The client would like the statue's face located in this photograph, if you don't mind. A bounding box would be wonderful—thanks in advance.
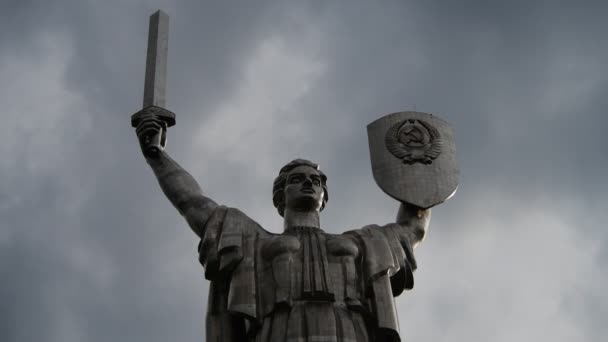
[284,165,324,212]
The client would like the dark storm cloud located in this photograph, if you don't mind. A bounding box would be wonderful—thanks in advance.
[2,1,606,341]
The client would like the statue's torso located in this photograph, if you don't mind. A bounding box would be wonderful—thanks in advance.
[201,206,413,342]
[261,227,360,304]
[255,226,371,341]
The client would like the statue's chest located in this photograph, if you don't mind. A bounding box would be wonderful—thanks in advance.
[259,229,360,306]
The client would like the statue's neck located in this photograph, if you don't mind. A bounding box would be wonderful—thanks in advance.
[283,208,320,230]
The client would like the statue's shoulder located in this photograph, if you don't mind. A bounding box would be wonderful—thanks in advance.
[342,223,416,294]
[207,205,272,237]
[199,205,271,280]
[342,223,380,236]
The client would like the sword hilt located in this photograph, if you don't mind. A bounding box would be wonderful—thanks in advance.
[131,105,176,127]
[132,105,176,157]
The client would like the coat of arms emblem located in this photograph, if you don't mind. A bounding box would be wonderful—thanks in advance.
[385,118,443,165]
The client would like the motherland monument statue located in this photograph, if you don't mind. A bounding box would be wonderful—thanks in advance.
[132,10,458,342]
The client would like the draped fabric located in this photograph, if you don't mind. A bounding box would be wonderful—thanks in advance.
[198,206,417,342]
[255,302,370,342]
[287,226,334,301]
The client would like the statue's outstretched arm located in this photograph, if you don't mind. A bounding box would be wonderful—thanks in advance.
[396,202,431,249]
[145,151,218,238]
[136,116,218,238]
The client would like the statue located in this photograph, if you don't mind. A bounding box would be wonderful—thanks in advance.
[132,11,458,342]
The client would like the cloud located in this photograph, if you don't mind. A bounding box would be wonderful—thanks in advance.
[398,189,605,341]
[193,32,325,179]
[0,30,92,238]
[0,29,111,342]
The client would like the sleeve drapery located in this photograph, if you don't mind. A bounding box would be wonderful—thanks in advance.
[198,206,266,340]
[345,223,418,340]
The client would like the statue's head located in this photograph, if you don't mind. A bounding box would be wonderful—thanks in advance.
[272,159,328,217]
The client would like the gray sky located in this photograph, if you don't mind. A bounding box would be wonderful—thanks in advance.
[1,0,607,341]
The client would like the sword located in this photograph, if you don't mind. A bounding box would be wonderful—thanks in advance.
[131,10,176,157]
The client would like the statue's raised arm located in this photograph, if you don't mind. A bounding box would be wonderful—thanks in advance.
[396,202,430,248]
[341,201,430,340]
[130,10,219,239]
[135,114,218,238]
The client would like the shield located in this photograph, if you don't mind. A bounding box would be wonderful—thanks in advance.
[367,111,458,208]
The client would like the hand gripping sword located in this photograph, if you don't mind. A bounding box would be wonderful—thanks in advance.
[131,10,176,157]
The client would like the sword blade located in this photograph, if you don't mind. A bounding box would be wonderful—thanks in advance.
[143,10,169,108]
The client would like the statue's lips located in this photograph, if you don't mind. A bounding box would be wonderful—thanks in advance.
[300,188,315,194]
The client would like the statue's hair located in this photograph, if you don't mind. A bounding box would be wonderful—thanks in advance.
[272,159,328,217]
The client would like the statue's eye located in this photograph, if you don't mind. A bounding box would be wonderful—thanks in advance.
[312,179,321,186]
[289,176,302,184]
